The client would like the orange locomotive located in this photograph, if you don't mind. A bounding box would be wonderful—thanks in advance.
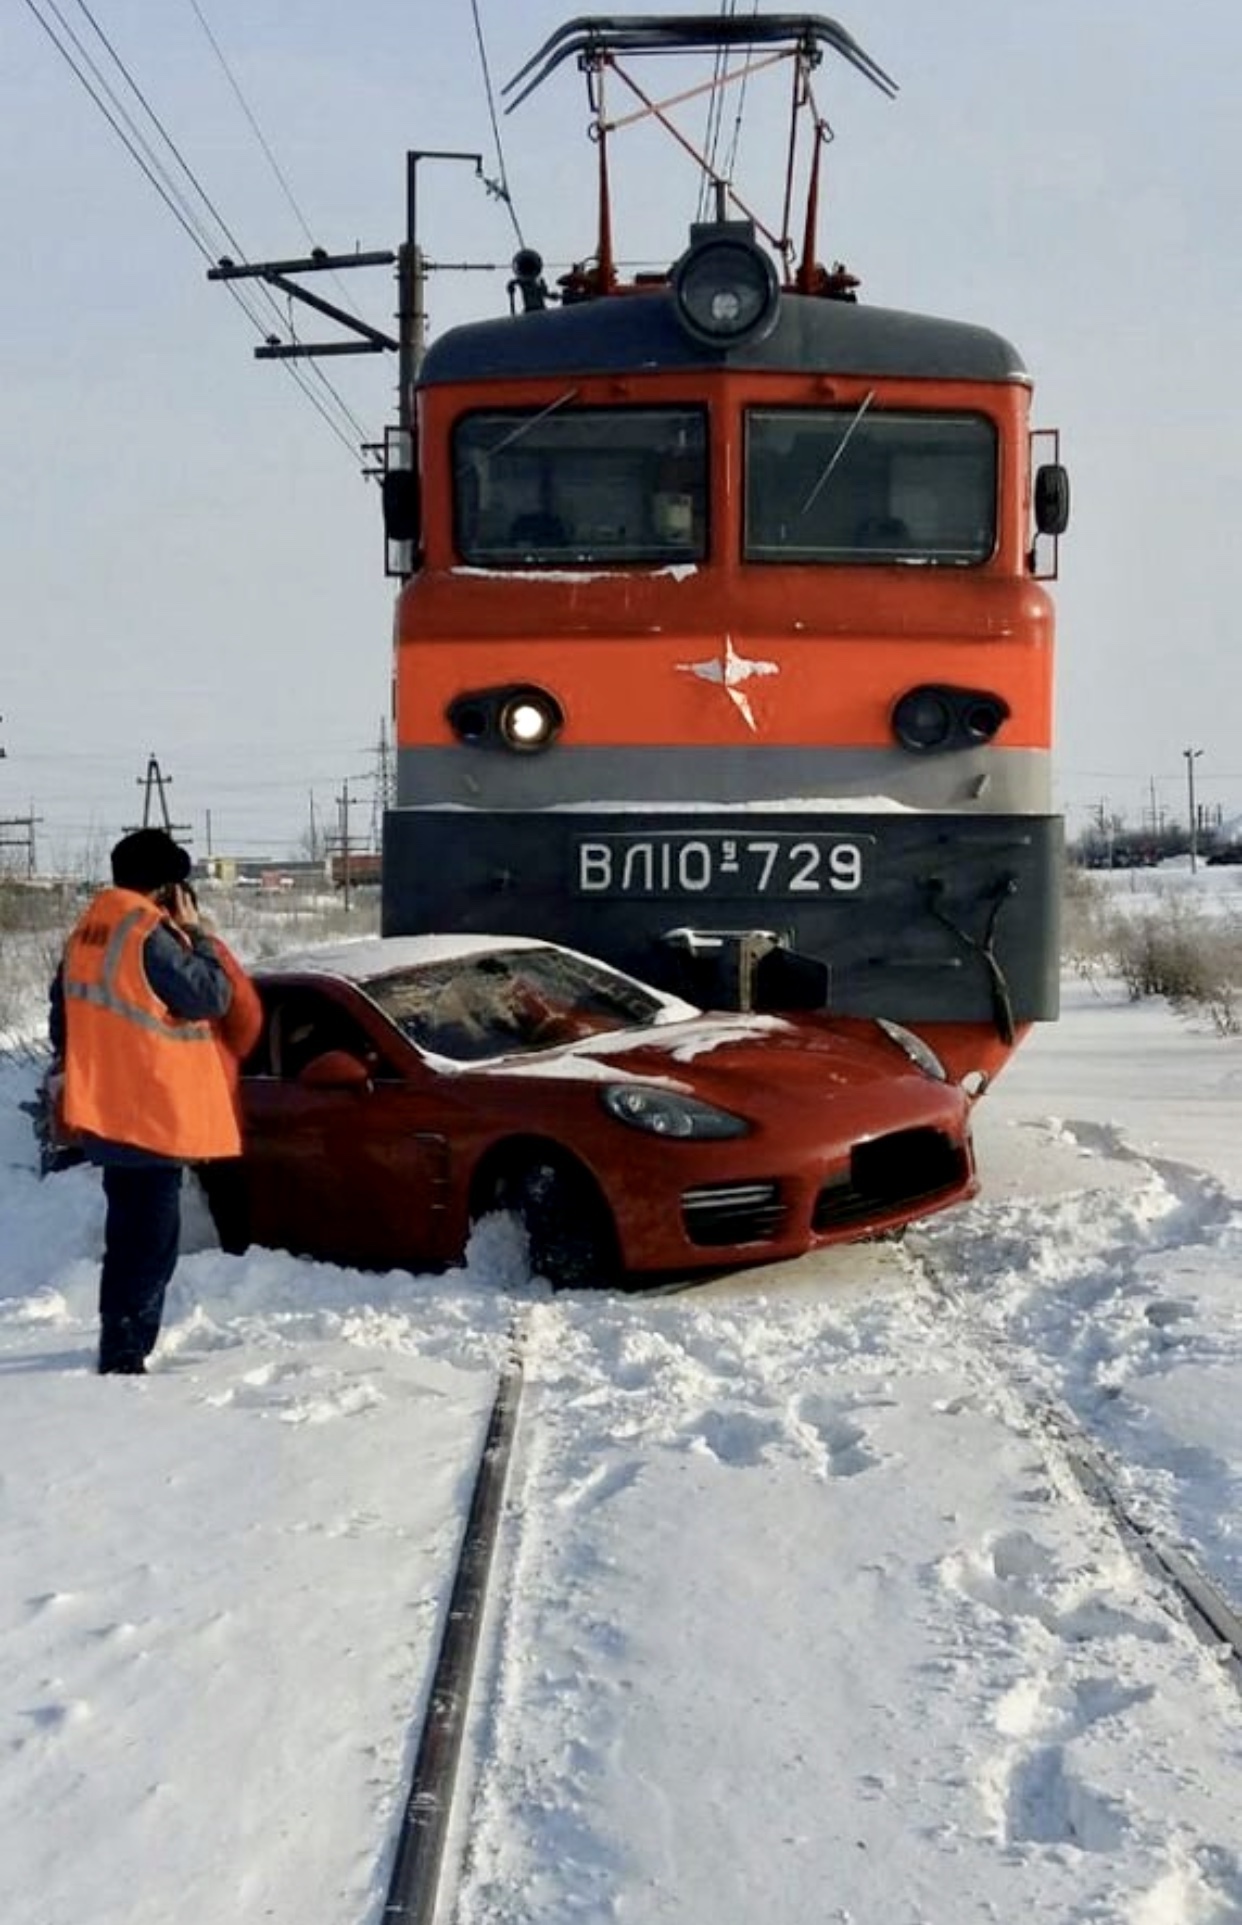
[381,15,1070,1091]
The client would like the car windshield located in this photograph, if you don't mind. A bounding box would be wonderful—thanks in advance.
[744,407,997,565]
[454,407,707,566]
[362,948,670,1063]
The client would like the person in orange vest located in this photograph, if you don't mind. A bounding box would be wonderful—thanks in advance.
[49,828,260,1376]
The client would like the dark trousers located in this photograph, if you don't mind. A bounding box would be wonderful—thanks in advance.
[99,1164,183,1366]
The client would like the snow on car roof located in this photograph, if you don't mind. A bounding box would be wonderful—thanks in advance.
[256,933,548,980]
[255,933,701,1023]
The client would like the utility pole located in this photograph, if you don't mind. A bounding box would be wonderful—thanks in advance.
[335,779,364,913]
[1183,747,1203,873]
[0,806,40,878]
[369,717,394,851]
[399,149,484,413]
[129,755,192,843]
[206,149,491,431]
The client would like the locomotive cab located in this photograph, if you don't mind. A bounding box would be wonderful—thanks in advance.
[381,15,1069,1089]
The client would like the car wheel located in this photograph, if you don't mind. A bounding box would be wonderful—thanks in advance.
[493,1156,618,1292]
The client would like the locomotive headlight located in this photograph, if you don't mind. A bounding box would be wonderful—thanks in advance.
[499,689,561,751]
[708,287,744,325]
[672,230,780,349]
[447,684,564,753]
[892,686,954,752]
[892,684,1010,754]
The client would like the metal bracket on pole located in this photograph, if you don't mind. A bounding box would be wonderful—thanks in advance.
[208,251,398,359]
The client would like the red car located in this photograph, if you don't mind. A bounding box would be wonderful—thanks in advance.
[215,936,977,1288]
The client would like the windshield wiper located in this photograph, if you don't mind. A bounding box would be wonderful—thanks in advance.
[798,388,876,519]
[479,388,581,463]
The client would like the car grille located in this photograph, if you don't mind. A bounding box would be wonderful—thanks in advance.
[813,1128,969,1232]
[681,1180,786,1248]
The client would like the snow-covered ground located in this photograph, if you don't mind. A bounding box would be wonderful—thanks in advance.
[3,951,1242,1923]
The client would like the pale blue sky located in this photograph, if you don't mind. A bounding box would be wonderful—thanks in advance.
[2,0,1240,864]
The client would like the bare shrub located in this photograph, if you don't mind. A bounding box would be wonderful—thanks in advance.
[0,883,380,1045]
[0,886,78,1039]
[1060,868,1115,978]
[202,889,380,959]
[1108,899,1242,1033]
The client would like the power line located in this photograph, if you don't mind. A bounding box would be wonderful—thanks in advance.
[183,0,371,336]
[22,0,221,258]
[21,0,370,459]
[184,0,318,254]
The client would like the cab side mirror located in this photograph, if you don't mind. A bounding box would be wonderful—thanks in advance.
[382,469,421,546]
[1034,463,1070,537]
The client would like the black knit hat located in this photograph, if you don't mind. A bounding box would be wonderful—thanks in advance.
[110,828,192,893]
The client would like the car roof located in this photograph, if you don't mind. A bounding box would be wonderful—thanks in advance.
[255,933,549,983]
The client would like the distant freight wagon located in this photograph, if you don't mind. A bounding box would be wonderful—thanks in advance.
[329,851,382,889]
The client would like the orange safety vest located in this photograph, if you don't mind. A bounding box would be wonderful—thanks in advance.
[61,887,242,1160]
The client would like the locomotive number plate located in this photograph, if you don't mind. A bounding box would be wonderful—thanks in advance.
[574,833,870,898]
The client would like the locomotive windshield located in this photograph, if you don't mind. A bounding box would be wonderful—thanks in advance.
[744,409,996,566]
[453,407,707,566]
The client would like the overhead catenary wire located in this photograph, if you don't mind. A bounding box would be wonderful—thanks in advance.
[719,0,761,195]
[469,0,525,247]
[20,0,370,461]
[695,0,736,223]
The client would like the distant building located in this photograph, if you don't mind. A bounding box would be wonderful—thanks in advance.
[198,856,331,890]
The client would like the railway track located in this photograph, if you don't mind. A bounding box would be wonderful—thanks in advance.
[914,1252,1242,1687]
[378,1230,1242,1924]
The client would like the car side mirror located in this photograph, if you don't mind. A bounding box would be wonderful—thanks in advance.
[297,1049,371,1091]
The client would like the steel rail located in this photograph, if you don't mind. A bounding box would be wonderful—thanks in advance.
[382,1322,527,1923]
[920,1259,1242,1694]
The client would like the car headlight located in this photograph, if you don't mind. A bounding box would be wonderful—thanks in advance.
[875,1019,948,1082]
[601,1084,750,1139]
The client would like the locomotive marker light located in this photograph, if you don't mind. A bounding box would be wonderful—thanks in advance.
[892,685,1010,755]
[672,225,781,350]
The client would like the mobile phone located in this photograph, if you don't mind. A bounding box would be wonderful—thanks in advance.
[157,881,196,915]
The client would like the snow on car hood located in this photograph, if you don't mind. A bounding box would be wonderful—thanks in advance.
[483,1014,791,1086]
[479,1015,922,1107]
